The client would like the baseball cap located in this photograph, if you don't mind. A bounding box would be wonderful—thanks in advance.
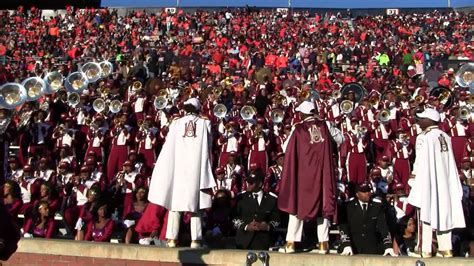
[415,107,440,122]
[295,101,315,115]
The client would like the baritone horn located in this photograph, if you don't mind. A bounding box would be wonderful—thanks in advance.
[240,105,256,120]
[459,106,471,121]
[109,99,123,114]
[270,108,284,124]
[21,77,46,102]
[67,92,81,107]
[154,96,168,110]
[213,103,227,119]
[0,83,27,109]
[340,100,354,114]
[455,62,474,89]
[377,108,391,124]
[43,71,63,94]
[332,90,342,99]
[213,87,223,97]
[414,94,425,104]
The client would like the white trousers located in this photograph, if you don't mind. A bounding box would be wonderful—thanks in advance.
[420,222,452,253]
[286,215,329,242]
[165,211,202,241]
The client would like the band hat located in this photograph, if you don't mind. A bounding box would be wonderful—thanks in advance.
[295,101,315,115]
[184,97,201,110]
[415,107,440,122]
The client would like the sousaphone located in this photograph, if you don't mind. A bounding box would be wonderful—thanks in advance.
[341,82,367,103]
[429,86,453,110]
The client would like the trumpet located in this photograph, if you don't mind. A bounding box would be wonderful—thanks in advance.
[459,106,471,121]
[467,94,474,105]
[377,109,391,124]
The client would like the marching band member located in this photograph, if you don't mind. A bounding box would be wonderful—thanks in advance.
[106,115,131,185]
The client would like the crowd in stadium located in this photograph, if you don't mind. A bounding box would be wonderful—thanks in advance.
[0,6,473,258]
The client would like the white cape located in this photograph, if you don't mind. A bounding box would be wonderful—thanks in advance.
[148,114,216,212]
[408,126,465,231]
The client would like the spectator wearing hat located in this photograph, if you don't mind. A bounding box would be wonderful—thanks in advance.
[233,169,280,250]
[339,182,396,256]
[384,129,413,190]
[407,107,465,257]
[246,118,270,173]
[6,156,23,182]
[264,152,284,196]
[278,101,339,254]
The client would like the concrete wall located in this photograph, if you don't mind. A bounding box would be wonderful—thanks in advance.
[2,239,473,266]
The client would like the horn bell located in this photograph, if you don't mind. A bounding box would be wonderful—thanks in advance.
[21,77,46,102]
[65,72,89,93]
[67,92,81,107]
[81,62,102,83]
[213,103,227,119]
[0,83,27,109]
[92,98,107,113]
[43,71,64,94]
[154,96,168,110]
[109,99,123,114]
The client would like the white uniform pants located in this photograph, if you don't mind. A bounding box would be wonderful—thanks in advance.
[165,211,202,241]
[286,215,329,242]
[420,222,452,253]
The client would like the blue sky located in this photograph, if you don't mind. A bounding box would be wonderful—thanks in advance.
[101,0,472,8]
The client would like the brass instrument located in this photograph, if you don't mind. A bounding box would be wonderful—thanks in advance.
[467,94,474,105]
[81,62,102,83]
[98,86,110,99]
[340,100,354,114]
[109,99,123,114]
[299,90,311,101]
[377,109,391,124]
[132,81,142,91]
[332,90,342,99]
[455,62,474,89]
[21,77,46,102]
[65,72,88,93]
[154,96,168,110]
[273,94,287,106]
[213,104,227,119]
[270,108,284,124]
[459,106,471,121]
[240,105,256,121]
[158,89,168,97]
[357,125,368,135]
[213,87,223,97]
[369,96,379,106]
[93,98,106,113]
[341,82,367,103]
[43,71,63,94]
[414,94,425,104]
[429,86,453,109]
[224,123,233,133]
[67,92,81,107]
[0,109,12,135]
[0,83,27,109]
[99,61,114,78]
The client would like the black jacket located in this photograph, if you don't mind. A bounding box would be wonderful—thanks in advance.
[339,199,392,255]
[233,191,280,250]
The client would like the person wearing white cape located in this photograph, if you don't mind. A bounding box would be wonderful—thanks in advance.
[148,97,216,248]
[407,107,465,258]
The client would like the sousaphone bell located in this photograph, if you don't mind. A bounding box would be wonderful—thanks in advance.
[0,83,27,109]
[81,62,102,83]
[99,61,114,78]
[93,98,107,113]
[65,72,89,94]
[429,86,453,110]
[154,96,168,110]
[21,77,46,102]
[270,108,285,124]
[455,62,474,91]
[43,71,64,94]
[240,105,256,121]
[109,99,123,114]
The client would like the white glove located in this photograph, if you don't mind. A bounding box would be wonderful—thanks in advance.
[383,248,398,257]
[341,246,353,256]
[23,233,33,238]
[75,218,84,230]
[123,219,136,228]
[138,237,152,245]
